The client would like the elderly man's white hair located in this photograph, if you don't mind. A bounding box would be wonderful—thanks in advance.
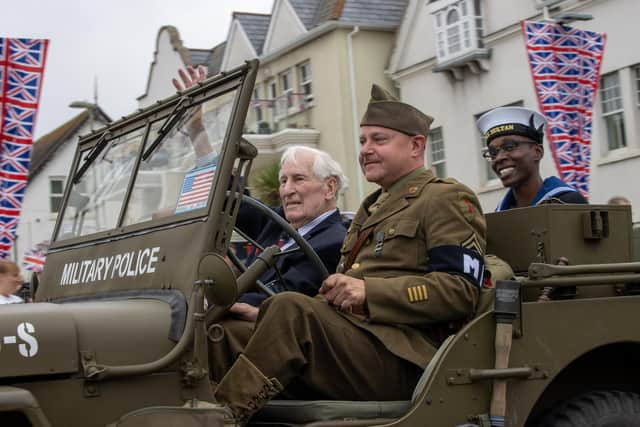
[279,146,349,201]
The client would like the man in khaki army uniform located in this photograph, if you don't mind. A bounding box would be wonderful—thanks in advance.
[209,84,487,423]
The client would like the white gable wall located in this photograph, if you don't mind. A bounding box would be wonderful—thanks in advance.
[221,20,258,71]
[138,29,188,108]
[392,0,436,72]
[482,0,537,34]
[263,0,306,54]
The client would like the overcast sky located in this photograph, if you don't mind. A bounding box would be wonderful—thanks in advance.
[0,0,272,139]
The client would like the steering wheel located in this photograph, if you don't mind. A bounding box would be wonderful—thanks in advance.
[227,195,329,297]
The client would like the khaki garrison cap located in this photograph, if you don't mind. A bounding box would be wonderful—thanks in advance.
[360,84,434,137]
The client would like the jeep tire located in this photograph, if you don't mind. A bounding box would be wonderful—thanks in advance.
[538,390,640,427]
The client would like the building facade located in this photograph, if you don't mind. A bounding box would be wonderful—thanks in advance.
[139,0,409,211]
[388,0,639,222]
[137,25,225,109]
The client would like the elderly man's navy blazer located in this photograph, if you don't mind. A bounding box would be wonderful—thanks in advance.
[235,205,347,306]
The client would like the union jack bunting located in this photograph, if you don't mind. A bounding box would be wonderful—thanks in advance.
[0,38,49,258]
[22,240,49,273]
[522,21,606,198]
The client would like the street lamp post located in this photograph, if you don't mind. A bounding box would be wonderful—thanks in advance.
[68,101,97,131]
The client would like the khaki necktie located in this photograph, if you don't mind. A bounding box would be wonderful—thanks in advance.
[368,191,389,214]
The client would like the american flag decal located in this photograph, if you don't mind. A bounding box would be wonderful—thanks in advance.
[0,38,49,258]
[174,163,216,214]
[522,21,606,198]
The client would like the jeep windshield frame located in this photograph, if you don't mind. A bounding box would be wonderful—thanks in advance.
[38,61,258,302]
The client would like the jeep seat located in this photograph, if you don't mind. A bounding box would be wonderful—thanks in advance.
[252,255,513,424]
[252,335,455,425]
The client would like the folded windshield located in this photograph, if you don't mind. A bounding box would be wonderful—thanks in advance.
[55,87,238,242]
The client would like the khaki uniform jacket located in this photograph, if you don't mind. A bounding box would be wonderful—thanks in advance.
[335,169,486,368]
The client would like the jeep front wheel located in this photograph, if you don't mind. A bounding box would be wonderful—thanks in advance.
[538,390,640,427]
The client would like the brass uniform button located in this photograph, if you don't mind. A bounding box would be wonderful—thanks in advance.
[351,263,360,270]
[408,186,418,194]
[388,228,395,235]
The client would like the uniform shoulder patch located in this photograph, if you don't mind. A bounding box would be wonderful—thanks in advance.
[457,192,478,223]
[461,233,484,255]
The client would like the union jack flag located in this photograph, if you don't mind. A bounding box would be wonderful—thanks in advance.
[22,240,49,273]
[0,38,49,259]
[522,21,606,198]
[6,68,43,104]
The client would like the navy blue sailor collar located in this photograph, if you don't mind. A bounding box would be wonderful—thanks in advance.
[496,176,579,212]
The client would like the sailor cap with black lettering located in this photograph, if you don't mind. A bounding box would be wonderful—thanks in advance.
[476,106,546,145]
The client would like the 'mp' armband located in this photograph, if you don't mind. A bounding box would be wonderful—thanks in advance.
[427,245,485,288]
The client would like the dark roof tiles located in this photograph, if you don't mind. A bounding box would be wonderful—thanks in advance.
[286,0,407,29]
[234,12,271,54]
[338,0,407,26]
[29,111,89,178]
[313,0,342,24]
[29,107,111,180]
[289,0,322,29]
[210,0,406,65]
[189,49,211,66]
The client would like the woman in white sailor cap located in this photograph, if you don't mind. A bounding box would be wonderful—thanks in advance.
[477,106,587,211]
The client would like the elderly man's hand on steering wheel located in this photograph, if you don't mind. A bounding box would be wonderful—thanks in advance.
[229,302,260,322]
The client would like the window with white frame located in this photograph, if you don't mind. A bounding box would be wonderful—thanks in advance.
[50,177,65,213]
[279,69,293,110]
[446,9,462,55]
[298,61,313,102]
[600,72,627,151]
[428,127,446,178]
[429,0,483,63]
[634,65,640,106]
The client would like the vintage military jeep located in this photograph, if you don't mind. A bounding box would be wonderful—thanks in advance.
[1,59,640,426]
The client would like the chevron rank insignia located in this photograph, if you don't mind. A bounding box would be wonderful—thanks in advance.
[461,233,483,255]
[407,285,428,303]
